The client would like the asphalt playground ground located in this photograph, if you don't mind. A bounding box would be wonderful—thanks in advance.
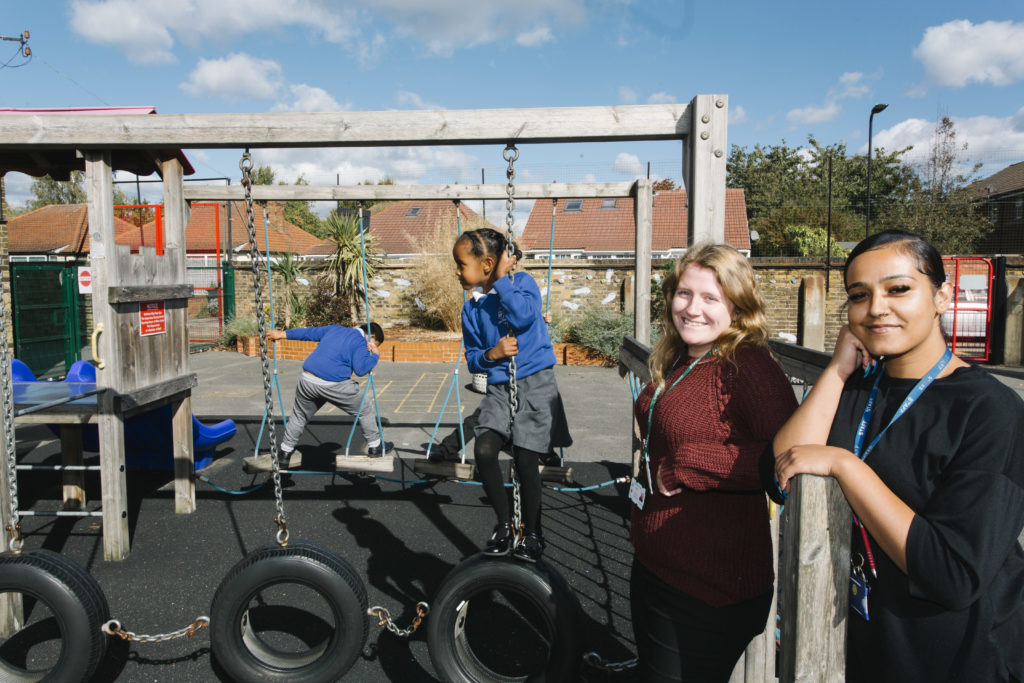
[9,350,640,682]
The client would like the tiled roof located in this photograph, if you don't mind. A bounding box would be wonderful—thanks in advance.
[969,160,1024,198]
[8,204,140,255]
[368,200,499,255]
[519,188,750,253]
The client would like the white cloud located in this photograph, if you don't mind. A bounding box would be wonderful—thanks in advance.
[271,84,348,113]
[396,91,444,110]
[516,26,554,47]
[914,20,1024,87]
[70,0,360,62]
[730,105,748,125]
[618,87,638,105]
[647,92,677,104]
[613,152,643,176]
[180,53,283,100]
[834,72,870,100]
[786,101,841,125]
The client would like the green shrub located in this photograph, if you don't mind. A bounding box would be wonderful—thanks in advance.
[219,316,258,347]
[546,313,570,345]
[567,308,633,360]
[301,275,354,328]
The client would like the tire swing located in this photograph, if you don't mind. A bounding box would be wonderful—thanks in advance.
[426,145,583,683]
[209,151,368,683]
[0,240,109,682]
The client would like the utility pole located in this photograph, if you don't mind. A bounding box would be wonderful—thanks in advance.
[0,30,30,58]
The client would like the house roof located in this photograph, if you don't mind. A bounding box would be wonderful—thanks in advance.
[7,201,322,256]
[0,106,195,179]
[969,160,1024,198]
[7,204,141,255]
[519,188,750,254]
[368,200,497,255]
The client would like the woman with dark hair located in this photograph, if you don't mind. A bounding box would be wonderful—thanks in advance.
[631,243,797,681]
[772,229,1024,682]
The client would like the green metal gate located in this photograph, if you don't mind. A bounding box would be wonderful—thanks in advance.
[10,262,85,379]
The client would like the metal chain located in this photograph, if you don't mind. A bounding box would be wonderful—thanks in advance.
[582,652,639,673]
[501,144,523,535]
[103,617,210,643]
[239,151,289,546]
[367,602,429,638]
[0,254,21,553]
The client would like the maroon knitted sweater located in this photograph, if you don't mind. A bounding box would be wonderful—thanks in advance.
[631,344,797,606]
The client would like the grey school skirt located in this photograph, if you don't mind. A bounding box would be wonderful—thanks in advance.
[474,366,573,454]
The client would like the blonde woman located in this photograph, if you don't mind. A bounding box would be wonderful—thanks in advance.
[630,243,797,682]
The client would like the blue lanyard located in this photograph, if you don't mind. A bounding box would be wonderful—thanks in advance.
[853,348,953,461]
[640,351,710,488]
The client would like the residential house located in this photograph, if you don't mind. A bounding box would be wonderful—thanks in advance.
[7,204,140,262]
[969,161,1024,254]
[366,200,498,259]
[519,188,751,259]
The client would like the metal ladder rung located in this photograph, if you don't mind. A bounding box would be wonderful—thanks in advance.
[17,509,103,517]
[16,464,101,471]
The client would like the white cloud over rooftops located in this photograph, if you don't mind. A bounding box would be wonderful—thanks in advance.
[787,101,841,126]
[613,152,643,176]
[180,53,283,100]
[914,20,1024,88]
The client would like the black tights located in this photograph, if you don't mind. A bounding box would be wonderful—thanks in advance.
[474,429,543,532]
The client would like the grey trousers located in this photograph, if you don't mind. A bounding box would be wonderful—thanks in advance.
[280,373,380,451]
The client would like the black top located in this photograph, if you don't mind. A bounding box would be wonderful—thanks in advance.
[828,364,1024,682]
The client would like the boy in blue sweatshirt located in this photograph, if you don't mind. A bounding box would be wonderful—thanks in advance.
[267,321,392,460]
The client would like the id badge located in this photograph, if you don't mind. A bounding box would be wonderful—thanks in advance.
[849,569,870,621]
[628,478,646,510]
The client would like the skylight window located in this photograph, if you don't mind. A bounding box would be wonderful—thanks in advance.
[600,199,617,209]
[405,207,422,217]
[564,200,583,212]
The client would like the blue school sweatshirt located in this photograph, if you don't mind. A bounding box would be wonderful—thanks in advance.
[461,272,556,384]
[285,325,379,381]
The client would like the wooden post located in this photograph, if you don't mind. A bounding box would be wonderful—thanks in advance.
[85,150,131,561]
[634,178,653,345]
[800,275,826,352]
[684,94,728,245]
[162,157,196,514]
[778,476,851,682]
[1004,278,1024,366]
[60,425,86,508]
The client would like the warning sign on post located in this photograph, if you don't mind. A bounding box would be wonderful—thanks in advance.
[77,266,93,294]
[139,301,166,337]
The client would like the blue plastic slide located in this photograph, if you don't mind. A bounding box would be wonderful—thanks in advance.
[15,359,235,471]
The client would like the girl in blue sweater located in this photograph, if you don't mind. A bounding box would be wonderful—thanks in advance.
[453,228,572,562]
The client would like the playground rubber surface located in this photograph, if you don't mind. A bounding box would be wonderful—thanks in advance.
[11,351,640,682]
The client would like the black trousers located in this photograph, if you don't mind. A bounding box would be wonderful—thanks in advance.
[474,428,543,532]
[630,557,773,683]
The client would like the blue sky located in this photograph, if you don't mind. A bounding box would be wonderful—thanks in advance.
[2,0,1022,227]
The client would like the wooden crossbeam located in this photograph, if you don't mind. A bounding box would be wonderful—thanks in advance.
[184,181,637,202]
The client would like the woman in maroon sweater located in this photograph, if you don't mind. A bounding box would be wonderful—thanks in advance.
[631,243,797,682]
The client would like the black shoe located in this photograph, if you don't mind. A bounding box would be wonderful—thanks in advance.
[366,441,393,458]
[428,445,461,463]
[539,450,562,467]
[483,523,513,556]
[512,530,545,563]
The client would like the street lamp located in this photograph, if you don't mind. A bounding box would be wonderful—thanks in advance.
[865,103,889,239]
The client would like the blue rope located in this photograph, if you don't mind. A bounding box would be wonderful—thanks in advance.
[253,210,288,457]
[546,198,556,316]
[194,474,268,496]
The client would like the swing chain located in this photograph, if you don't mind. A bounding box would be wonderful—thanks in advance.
[102,616,210,643]
[0,250,21,553]
[500,143,523,535]
[367,602,429,638]
[239,151,288,545]
[582,652,639,673]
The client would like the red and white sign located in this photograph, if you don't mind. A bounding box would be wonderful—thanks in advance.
[139,301,166,337]
[77,266,93,294]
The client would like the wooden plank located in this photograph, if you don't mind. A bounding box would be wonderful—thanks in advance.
[634,178,653,345]
[60,425,86,509]
[768,340,831,386]
[185,181,638,202]
[618,336,652,384]
[0,104,692,149]
[171,397,196,514]
[412,459,476,480]
[0,383,24,634]
[685,94,728,245]
[115,375,197,412]
[107,284,193,303]
[778,476,851,682]
[538,465,574,485]
[335,455,395,473]
[242,451,302,474]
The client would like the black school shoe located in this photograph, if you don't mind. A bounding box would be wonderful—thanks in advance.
[483,523,513,556]
[427,445,462,463]
[512,530,545,563]
[366,441,394,458]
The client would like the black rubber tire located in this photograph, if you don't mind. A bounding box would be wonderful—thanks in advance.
[426,554,583,683]
[209,541,368,683]
[0,549,109,683]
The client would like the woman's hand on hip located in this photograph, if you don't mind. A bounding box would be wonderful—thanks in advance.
[655,464,682,497]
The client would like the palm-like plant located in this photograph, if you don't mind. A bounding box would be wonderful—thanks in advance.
[270,252,307,328]
[323,211,382,321]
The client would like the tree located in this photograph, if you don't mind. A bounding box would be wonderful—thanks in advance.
[888,117,990,254]
[270,252,307,328]
[653,178,678,192]
[322,212,382,321]
[335,178,396,213]
[282,175,323,237]
[26,171,87,208]
[112,185,156,229]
